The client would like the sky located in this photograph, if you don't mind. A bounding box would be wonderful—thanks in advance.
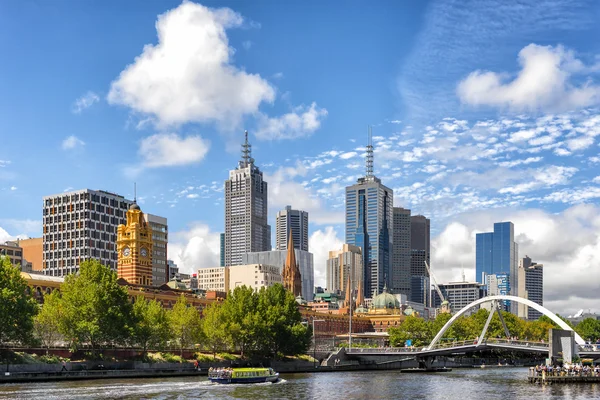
[1,0,600,316]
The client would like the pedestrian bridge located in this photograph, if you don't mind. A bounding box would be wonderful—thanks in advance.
[347,295,600,359]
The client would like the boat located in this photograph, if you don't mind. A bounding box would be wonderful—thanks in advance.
[208,367,279,384]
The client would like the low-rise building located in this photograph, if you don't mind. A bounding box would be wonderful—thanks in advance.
[18,238,43,272]
[197,267,229,292]
[0,241,24,268]
[433,281,485,315]
[228,263,282,292]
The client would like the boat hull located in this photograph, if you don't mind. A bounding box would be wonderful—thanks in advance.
[209,373,279,384]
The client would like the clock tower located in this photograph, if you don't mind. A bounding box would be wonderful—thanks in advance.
[117,200,153,286]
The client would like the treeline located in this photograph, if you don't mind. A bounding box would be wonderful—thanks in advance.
[389,309,600,347]
[0,257,310,359]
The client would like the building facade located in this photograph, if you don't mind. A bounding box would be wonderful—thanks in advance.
[345,129,393,299]
[18,238,43,272]
[282,232,302,297]
[219,233,225,267]
[143,213,168,285]
[433,282,485,314]
[486,273,511,311]
[167,259,178,280]
[197,267,229,292]
[275,205,309,251]
[242,249,314,301]
[0,241,23,268]
[326,244,363,295]
[517,256,544,320]
[228,264,282,292]
[224,132,271,266]
[410,275,430,307]
[117,202,154,286]
[43,189,133,276]
[392,207,411,296]
[410,215,430,277]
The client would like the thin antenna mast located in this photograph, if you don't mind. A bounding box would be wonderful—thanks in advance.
[240,130,252,167]
[134,182,137,203]
[366,126,374,178]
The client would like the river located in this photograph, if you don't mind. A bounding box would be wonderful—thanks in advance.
[1,368,599,399]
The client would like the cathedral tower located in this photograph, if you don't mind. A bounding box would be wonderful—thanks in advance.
[117,199,153,286]
[282,231,302,297]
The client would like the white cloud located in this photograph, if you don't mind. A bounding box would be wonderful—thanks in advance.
[61,135,85,150]
[0,160,11,168]
[9,186,17,191]
[566,136,595,151]
[72,91,99,113]
[309,226,343,288]
[431,205,600,315]
[457,44,600,113]
[138,133,209,168]
[168,222,220,274]
[255,102,328,140]
[339,151,357,160]
[107,2,275,130]
[498,156,542,168]
[186,193,200,199]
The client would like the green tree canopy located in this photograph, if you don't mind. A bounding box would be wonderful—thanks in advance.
[132,296,170,356]
[34,290,64,351]
[575,318,600,342]
[168,295,202,356]
[57,260,133,356]
[388,315,432,347]
[201,303,231,359]
[0,256,38,346]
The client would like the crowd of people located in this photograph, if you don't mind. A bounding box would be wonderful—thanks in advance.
[533,363,600,377]
[208,367,233,379]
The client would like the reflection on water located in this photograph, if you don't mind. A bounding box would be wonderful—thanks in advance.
[1,368,600,400]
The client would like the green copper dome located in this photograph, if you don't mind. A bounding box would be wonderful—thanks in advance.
[372,286,400,309]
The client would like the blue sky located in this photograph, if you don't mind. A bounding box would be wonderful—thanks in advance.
[1,0,600,314]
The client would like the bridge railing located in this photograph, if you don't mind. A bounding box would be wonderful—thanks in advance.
[347,338,550,354]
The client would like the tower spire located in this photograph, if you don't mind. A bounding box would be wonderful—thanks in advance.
[366,126,374,178]
[240,130,253,167]
[134,182,137,204]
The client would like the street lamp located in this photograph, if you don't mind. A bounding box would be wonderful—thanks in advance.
[312,319,325,368]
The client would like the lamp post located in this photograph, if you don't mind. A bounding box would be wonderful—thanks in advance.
[312,319,325,368]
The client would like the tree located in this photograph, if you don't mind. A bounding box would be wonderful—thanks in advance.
[220,286,260,357]
[34,290,63,352]
[575,318,600,342]
[201,303,231,359]
[168,295,202,356]
[132,296,170,357]
[58,260,133,357]
[388,316,432,347]
[0,256,38,347]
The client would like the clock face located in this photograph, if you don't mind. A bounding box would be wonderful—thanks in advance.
[141,248,148,257]
[123,247,131,257]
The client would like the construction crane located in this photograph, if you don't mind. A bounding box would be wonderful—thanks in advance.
[424,260,451,313]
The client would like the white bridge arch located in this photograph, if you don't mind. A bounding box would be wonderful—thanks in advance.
[426,295,584,350]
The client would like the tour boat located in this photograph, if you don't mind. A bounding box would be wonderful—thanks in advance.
[208,367,279,384]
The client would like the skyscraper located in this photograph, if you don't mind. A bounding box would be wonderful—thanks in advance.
[276,206,309,251]
[224,131,271,266]
[475,221,518,312]
[410,215,430,277]
[392,207,411,296]
[326,244,363,294]
[517,256,544,320]
[345,128,393,299]
[43,189,133,276]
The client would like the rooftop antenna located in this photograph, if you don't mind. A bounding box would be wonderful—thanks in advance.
[134,182,137,203]
[366,126,374,178]
[240,130,252,167]
[461,263,466,283]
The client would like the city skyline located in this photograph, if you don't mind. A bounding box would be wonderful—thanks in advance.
[1,0,600,315]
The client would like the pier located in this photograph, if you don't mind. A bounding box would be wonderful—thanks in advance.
[528,368,600,384]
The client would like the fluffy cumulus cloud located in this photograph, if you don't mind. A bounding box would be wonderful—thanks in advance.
[107,1,275,130]
[138,133,209,168]
[61,135,85,150]
[168,222,221,274]
[431,205,600,315]
[457,44,600,113]
[309,226,343,288]
[72,91,100,113]
[255,102,328,140]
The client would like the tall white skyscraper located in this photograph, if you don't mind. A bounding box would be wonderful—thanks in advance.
[224,131,271,266]
[43,189,133,276]
[275,206,308,251]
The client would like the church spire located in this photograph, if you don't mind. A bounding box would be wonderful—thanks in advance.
[356,276,364,308]
[344,273,352,308]
[282,230,302,297]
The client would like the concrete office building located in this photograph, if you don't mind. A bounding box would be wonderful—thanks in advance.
[486,273,511,311]
[410,275,430,307]
[517,256,544,320]
[0,241,24,268]
[276,206,308,251]
[197,267,229,292]
[43,189,134,276]
[476,221,518,312]
[392,207,411,296]
[144,213,168,285]
[433,281,485,314]
[242,249,314,301]
[410,215,430,277]
[167,260,178,281]
[346,128,393,299]
[326,244,363,294]
[228,264,282,292]
[224,132,271,266]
